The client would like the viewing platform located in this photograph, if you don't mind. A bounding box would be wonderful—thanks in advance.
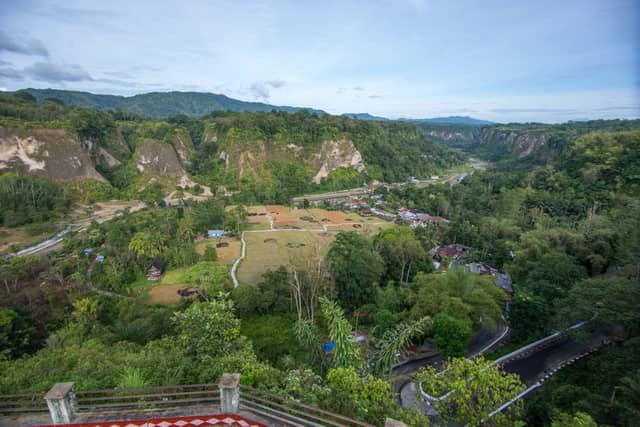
[0,374,380,427]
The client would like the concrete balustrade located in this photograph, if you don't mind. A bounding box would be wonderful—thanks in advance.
[44,382,77,424]
[41,373,243,425]
[219,373,241,414]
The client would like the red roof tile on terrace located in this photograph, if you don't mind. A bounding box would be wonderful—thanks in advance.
[32,414,268,427]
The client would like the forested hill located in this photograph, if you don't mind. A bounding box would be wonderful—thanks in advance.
[0,93,464,204]
[14,88,326,119]
[416,119,640,161]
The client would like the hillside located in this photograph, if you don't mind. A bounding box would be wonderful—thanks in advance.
[403,116,494,126]
[475,120,640,161]
[417,120,640,162]
[17,88,326,119]
[0,93,464,204]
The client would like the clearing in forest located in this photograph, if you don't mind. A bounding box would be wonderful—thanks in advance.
[195,236,242,265]
[236,206,393,285]
[237,230,334,285]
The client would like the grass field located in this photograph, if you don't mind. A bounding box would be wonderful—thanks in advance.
[237,230,334,284]
[195,237,242,265]
[243,205,271,231]
[236,205,394,285]
[146,283,187,306]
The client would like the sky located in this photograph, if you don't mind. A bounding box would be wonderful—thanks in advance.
[0,0,638,123]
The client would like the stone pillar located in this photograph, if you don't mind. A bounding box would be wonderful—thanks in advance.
[385,419,408,427]
[44,382,76,424]
[219,373,240,413]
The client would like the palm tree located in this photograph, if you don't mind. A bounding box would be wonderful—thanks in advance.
[373,316,431,379]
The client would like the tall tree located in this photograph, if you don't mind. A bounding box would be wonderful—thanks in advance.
[325,232,384,311]
[320,297,362,369]
[432,313,472,358]
[373,316,431,378]
[376,226,427,284]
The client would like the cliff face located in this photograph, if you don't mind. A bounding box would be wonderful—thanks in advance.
[479,127,547,158]
[0,127,105,181]
[310,139,365,184]
[135,138,185,176]
[169,130,194,167]
[207,128,366,184]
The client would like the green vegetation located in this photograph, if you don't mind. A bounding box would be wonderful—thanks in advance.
[0,174,71,227]
[417,357,525,426]
[19,88,326,118]
[0,96,639,425]
[392,124,640,425]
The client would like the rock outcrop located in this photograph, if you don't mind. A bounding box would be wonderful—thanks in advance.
[0,127,105,181]
[135,138,185,175]
[310,139,366,183]
[479,128,547,158]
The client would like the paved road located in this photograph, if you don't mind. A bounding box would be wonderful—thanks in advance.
[395,323,509,410]
[10,202,145,258]
[10,224,73,257]
[501,335,600,385]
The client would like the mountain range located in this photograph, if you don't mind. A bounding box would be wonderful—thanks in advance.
[16,88,493,125]
[341,113,493,126]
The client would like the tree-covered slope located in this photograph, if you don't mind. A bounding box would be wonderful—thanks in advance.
[0,93,465,204]
[16,88,326,119]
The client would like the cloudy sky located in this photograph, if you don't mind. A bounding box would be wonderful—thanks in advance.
[0,0,638,122]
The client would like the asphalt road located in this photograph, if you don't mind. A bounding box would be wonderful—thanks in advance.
[502,337,589,385]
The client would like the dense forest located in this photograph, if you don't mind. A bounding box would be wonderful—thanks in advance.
[1,92,639,425]
[383,127,640,425]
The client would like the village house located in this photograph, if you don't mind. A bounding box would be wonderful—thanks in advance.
[146,258,165,281]
[430,244,472,270]
[370,207,397,220]
[343,200,368,210]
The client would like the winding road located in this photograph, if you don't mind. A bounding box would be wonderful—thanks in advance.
[398,321,611,419]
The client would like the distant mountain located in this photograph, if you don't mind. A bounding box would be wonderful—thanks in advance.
[16,88,493,125]
[341,113,389,121]
[343,113,493,126]
[401,116,494,126]
[17,88,326,119]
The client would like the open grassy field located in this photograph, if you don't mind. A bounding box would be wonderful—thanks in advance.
[237,230,334,284]
[146,283,186,306]
[195,236,242,265]
[243,205,271,230]
[236,205,394,285]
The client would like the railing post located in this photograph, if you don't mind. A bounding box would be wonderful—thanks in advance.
[219,373,240,413]
[44,382,77,424]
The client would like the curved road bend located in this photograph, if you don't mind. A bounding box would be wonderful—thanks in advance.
[402,329,608,415]
[396,323,509,410]
[500,333,605,385]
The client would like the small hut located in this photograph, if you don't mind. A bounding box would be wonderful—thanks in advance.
[146,258,165,281]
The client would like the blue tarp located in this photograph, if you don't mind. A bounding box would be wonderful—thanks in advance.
[324,341,336,353]
[208,230,225,238]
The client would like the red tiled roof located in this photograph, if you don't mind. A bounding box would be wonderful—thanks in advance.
[33,414,267,427]
[433,244,471,258]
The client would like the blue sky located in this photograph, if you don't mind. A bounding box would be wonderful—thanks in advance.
[0,0,638,122]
